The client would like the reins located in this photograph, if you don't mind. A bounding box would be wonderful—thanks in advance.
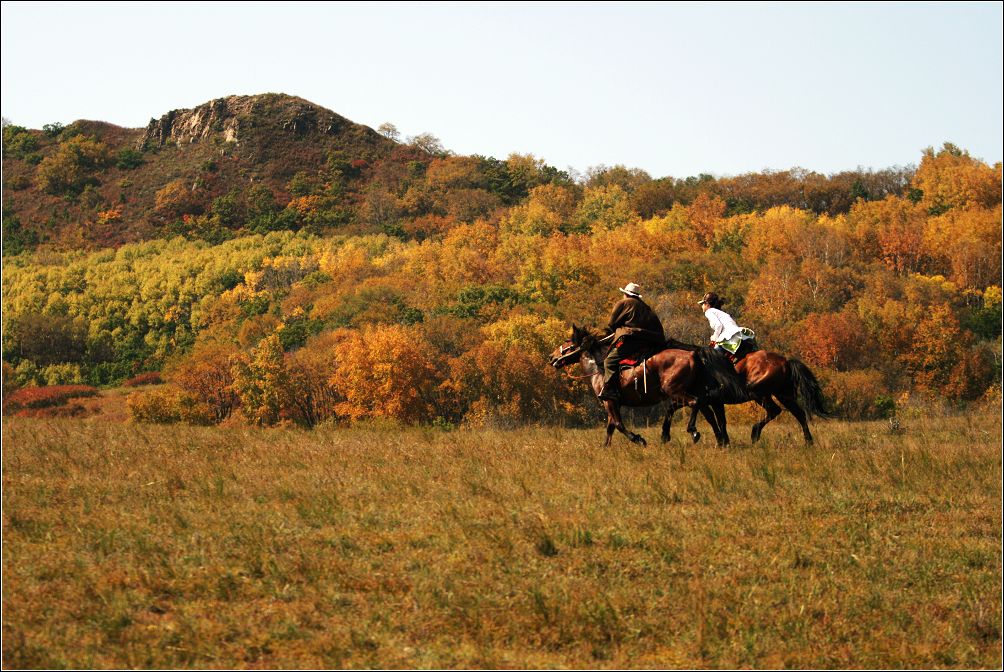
[557,339,608,381]
[562,370,597,380]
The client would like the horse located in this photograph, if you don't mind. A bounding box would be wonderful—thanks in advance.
[549,325,747,447]
[662,342,833,446]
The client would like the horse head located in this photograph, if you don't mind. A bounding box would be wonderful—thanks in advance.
[549,324,590,368]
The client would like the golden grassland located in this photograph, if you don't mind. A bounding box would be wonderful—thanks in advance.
[2,411,1001,669]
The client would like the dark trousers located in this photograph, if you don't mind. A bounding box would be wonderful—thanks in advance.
[600,340,644,398]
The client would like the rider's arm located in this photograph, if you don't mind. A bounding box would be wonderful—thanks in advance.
[605,300,629,335]
[706,309,725,343]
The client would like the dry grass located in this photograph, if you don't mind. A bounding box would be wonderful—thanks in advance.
[2,412,1000,668]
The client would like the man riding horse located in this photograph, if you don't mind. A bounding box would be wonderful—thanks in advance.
[598,282,666,401]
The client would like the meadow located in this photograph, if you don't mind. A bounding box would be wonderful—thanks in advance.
[2,411,1001,668]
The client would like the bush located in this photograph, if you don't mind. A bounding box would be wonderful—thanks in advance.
[2,361,20,400]
[123,372,164,387]
[2,125,38,159]
[35,135,111,195]
[42,122,64,138]
[3,385,98,415]
[41,363,84,386]
[126,387,213,425]
[115,148,145,170]
[820,369,894,420]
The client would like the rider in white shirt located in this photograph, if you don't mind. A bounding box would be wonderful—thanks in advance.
[699,292,756,356]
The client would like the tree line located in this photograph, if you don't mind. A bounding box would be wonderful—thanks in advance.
[2,142,1000,426]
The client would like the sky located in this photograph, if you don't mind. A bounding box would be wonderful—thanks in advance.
[2,1,1001,179]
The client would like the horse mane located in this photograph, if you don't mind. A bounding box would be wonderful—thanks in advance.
[665,337,700,351]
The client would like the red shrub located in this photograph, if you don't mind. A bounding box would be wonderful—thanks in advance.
[3,385,99,414]
[123,372,164,387]
[14,404,88,419]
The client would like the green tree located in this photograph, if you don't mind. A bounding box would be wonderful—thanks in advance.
[231,335,289,426]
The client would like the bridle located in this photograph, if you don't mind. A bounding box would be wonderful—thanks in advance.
[552,342,601,380]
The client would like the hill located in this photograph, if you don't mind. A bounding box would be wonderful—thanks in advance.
[3,93,929,254]
[1,94,413,249]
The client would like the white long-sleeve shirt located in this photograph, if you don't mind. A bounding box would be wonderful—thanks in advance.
[704,307,743,343]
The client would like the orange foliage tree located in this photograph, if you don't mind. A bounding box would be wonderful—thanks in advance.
[170,342,240,423]
[898,303,972,398]
[448,314,581,427]
[849,196,928,274]
[686,192,726,248]
[794,309,871,371]
[332,324,443,423]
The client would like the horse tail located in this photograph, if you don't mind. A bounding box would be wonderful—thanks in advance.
[788,358,835,419]
[695,347,749,403]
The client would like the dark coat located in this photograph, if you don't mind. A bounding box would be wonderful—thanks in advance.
[605,297,665,346]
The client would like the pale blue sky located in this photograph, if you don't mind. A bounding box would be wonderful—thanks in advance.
[2,1,1001,178]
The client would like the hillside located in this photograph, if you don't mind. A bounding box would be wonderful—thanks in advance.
[1,95,1001,428]
[3,93,930,254]
[2,94,407,249]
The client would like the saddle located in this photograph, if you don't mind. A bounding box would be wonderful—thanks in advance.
[727,338,759,365]
[618,346,664,370]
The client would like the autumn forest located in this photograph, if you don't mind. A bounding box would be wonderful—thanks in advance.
[2,94,1001,427]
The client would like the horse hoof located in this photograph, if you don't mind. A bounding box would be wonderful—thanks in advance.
[632,435,647,446]
[691,431,701,444]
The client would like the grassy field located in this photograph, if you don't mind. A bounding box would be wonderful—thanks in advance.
[2,412,1001,668]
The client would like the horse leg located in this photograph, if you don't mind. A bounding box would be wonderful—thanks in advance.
[696,404,728,446]
[751,396,783,443]
[711,402,730,447]
[604,400,647,447]
[684,405,701,444]
[777,394,814,444]
[661,402,680,443]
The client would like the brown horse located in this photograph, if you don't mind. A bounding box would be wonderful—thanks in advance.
[664,344,833,446]
[550,325,746,446]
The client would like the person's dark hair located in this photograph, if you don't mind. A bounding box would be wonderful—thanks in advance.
[700,292,725,309]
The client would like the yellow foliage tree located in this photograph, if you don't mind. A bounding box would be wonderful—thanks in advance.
[924,205,1002,290]
[34,135,111,195]
[501,184,578,236]
[912,143,1002,214]
[572,184,638,233]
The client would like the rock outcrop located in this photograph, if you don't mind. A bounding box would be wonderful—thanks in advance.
[141,94,358,149]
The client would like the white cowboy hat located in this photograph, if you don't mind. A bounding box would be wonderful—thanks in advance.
[619,282,642,298]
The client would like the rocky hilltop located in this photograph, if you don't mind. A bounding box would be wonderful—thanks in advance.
[2,93,405,249]
[141,94,372,148]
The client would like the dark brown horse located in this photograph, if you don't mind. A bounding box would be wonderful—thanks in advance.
[550,325,746,446]
[664,344,833,446]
